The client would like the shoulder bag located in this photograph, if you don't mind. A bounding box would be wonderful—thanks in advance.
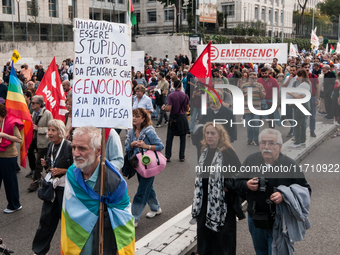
[133,134,166,178]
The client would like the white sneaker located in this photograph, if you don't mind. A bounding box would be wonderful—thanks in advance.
[288,144,301,149]
[146,208,162,218]
[4,205,22,214]
[134,221,138,227]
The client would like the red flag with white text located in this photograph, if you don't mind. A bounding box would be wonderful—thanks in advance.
[189,41,222,105]
[35,57,67,121]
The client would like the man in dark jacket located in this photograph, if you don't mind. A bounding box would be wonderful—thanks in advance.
[37,64,45,82]
[235,129,311,255]
[322,65,336,120]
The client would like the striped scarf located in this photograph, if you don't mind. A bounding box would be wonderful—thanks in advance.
[61,160,135,255]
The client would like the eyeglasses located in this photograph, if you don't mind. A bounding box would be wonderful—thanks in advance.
[31,102,37,105]
[259,140,281,147]
[208,101,215,105]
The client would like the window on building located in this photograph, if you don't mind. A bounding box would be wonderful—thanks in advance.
[164,9,174,21]
[148,0,156,2]
[108,0,115,2]
[2,0,13,14]
[68,0,77,19]
[261,8,265,20]
[132,0,140,3]
[275,11,278,23]
[281,0,284,4]
[269,9,272,21]
[222,3,235,17]
[118,0,124,4]
[281,10,283,23]
[147,10,157,22]
[27,1,35,16]
[255,6,259,20]
[49,0,57,17]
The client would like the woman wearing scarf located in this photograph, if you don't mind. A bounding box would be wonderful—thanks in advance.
[32,119,73,255]
[125,108,164,227]
[191,123,244,255]
[0,104,23,214]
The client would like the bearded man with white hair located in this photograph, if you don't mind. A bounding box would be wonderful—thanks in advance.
[61,126,135,255]
[235,129,311,255]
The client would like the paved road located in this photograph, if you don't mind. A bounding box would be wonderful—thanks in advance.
[0,114,338,254]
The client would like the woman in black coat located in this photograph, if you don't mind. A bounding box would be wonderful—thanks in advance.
[191,122,244,255]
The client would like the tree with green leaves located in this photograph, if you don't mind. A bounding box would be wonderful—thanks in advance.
[28,0,39,24]
[318,0,340,17]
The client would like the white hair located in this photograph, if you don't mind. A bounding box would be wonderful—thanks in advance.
[73,126,101,150]
[259,128,283,145]
[47,119,66,138]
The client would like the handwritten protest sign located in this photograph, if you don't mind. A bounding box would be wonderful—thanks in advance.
[72,19,132,128]
[197,43,288,63]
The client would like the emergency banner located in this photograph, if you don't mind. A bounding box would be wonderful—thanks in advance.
[72,19,133,128]
[197,43,288,63]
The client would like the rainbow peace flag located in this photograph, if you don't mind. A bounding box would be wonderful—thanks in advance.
[61,160,135,255]
[5,62,33,168]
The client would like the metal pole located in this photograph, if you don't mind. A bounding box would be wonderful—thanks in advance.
[281,0,284,42]
[178,0,181,32]
[338,15,340,41]
[51,10,53,42]
[38,3,40,41]
[62,0,64,41]
[26,1,28,41]
[271,0,274,43]
[98,128,106,255]
[195,0,197,33]
[101,0,103,20]
[17,0,20,27]
[312,7,314,33]
[11,0,14,42]
[167,0,169,34]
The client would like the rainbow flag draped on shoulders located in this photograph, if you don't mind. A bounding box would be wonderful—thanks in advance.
[5,62,33,168]
[61,159,135,255]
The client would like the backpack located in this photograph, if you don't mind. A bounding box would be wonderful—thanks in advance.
[155,90,163,106]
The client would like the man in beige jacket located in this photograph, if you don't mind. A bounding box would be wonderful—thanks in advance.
[27,95,53,191]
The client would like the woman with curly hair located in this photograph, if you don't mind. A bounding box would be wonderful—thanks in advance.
[191,122,244,255]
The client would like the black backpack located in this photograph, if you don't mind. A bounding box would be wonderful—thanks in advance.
[155,90,163,106]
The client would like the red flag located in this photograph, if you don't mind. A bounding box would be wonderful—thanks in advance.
[36,57,67,121]
[189,41,222,105]
[330,45,335,50]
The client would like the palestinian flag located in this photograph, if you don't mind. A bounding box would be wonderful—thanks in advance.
[127,0,137,26]
[61,159,135,255]
[330,45,335,54]
[5,62,33,168]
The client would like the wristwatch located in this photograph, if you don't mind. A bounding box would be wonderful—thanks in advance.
[149,145,151,150]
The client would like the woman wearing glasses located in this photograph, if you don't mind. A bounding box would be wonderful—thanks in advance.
[191,122,244,255]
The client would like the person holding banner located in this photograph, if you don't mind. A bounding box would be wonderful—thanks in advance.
[125,108,164,227]
[61,126,135,254]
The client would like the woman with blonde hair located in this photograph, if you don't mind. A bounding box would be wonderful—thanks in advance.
[191,122,244,255]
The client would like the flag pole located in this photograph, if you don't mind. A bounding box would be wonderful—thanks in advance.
[99,128,106,255]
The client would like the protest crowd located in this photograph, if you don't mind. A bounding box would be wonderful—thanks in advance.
[3,45,340,255]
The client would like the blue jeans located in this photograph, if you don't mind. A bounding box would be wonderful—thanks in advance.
[244,113,260,141]
[132,173,160,223]
[189,106,201,133]
[309,95,316,133]
[248,216,273,255]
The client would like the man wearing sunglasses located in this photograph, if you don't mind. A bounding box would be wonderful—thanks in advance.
[27,95,53,192]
